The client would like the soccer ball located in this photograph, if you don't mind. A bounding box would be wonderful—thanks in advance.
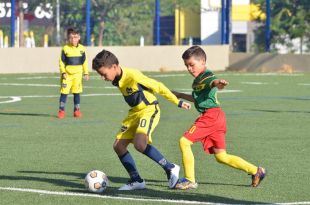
[85,170,108,193]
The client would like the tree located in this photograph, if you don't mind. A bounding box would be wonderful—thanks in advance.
[253,0,310,53]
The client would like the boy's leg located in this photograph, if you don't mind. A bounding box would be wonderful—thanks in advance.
[59,94,67,111]
[175,136,198,190]
[73,93,80,111]
[73,93,81,117]
[214,150,257,175]
[59,73,72,118]
[114,139,145,191]
[214,150,266,187]
[134,105,180,188]
[179,136,195,182]
[134,133,179,188]
[72,73,83,117]
[58,93,67,118]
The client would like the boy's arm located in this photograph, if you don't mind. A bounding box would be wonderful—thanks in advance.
[172,91,195,102]
[137,74,191,110]
[82,48,89,80]
[59,49,66,74]
[211,79,229,90]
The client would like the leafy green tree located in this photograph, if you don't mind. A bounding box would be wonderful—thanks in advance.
[253,0,310,53]
[91,0,153,46]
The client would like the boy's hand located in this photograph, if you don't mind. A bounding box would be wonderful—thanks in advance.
[217,79,229,89]
[84,74,90,81]
[178,101,191,110]
[61,73,67,80]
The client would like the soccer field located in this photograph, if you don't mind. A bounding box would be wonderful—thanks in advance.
[0,72,309,205]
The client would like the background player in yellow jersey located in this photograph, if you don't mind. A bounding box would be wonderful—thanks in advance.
[92,49,191,190]
[58,28,89,119]
[173,46,266,189]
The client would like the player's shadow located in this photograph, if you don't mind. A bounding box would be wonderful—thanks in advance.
[0,112,54,117]
[5,170,265,204]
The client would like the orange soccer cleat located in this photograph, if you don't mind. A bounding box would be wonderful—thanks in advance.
[58,110,65,119]
[73,109,82,118]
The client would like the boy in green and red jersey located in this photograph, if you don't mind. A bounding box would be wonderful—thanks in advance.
[173,46,266,190]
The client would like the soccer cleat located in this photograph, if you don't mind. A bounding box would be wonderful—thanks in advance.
[73,109,82,118]
[175,178,198,190]
[251,167,266,187]
[118,179,146,191]
[58,110,65,119]
[167,164,180,188]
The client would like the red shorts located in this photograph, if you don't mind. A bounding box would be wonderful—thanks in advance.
[183,107,227,154]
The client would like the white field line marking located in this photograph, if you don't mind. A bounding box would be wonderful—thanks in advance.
[0,94,121,104]
[16,74,187,80]
[0,83,116,89]
[0,187,309,205]
[179,89,242,93]
[0,187,214,205]
[12,73,305,80]
[17,76,60,80]
[150,74,187,77]
[0,93,121,99]
[241,82,268,85]
[298,83,310,86]
[0,97,22,104]
[219,73,304,76]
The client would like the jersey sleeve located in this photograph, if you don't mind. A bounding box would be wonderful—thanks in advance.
[202,71,218,88]
[59,48,66,73]
[81,46,89,75]
[135,72,180,106]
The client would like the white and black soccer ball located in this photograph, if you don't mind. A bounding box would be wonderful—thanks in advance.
[85,170,108,193]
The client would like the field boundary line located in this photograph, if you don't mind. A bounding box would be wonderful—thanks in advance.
[0,187,310,205]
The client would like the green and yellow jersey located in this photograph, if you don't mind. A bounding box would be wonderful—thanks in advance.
[113,68,180,111]
[192,69,219,113]
[59,44,89,75]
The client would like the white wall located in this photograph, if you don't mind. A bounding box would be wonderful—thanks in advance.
[0,45,230,73]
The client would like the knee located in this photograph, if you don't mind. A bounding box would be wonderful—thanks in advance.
[179,137,192,150]
[134,142,146,153]
[113,141,125,155]
[215,152,229,164]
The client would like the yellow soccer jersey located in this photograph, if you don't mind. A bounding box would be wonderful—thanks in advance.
[112,68,180,111]
[59,44,89,75]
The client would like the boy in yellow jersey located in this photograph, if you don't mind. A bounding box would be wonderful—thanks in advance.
[92,49,191,190]
[58,28,89,119]
[173,46,266,189]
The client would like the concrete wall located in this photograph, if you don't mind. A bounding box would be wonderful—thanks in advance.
[229,53,310,72]
[0,45,229,74]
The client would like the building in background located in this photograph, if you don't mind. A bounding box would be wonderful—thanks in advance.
[200,0,265,52]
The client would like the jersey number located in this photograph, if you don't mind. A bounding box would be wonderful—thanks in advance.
[140,119,147,128]
[189,125,196,134]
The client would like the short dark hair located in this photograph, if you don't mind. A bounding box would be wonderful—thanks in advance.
[92,49,119,71]
[67,27,79,36]
[182,46,207,61]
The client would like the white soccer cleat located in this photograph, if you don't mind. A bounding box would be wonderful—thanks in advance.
[168,164,180,188]
[118,180,146,191]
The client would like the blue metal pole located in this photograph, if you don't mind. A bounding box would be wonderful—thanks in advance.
[221,0,226,44]
[86,0,91,46]
[225,0,230,44]
[10,0,15,47]
[155,0,160,45]
[265,0,271,52]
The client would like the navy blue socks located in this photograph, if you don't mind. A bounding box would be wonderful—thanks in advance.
[59,94,67,111]
[119,151,143,182]
[143,144,174,171]
[73,93,80,111]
